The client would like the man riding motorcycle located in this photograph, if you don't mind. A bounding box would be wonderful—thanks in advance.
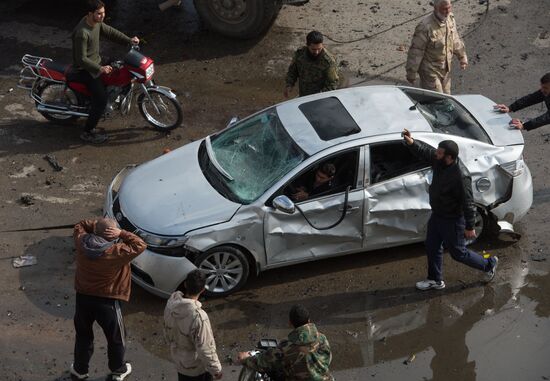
[72,0,139,143]
[237,305,334,381]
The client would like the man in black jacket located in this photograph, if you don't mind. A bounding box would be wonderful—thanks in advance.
[403,129,498,290]
[494,72,550,131]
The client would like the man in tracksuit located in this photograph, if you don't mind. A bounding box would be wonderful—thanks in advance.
[402,129,498,290]
[71,217,146,381]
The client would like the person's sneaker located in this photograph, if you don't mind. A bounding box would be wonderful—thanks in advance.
[108,362,132,381]
[80,130,108,144]
[416,279,446,290]
[69,363,89,380]
[484,256,499,282]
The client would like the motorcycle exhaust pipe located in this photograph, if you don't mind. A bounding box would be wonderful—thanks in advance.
[158,0,181,11]
[36,104,89,117]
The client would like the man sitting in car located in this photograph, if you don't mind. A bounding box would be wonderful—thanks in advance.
[290,163,336,202]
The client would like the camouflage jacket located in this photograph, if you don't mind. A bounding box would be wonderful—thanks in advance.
[406,13,467,81]
[244,323,333,381]
[286,47,339,97]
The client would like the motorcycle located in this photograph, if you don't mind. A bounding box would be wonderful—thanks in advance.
[18,46,183,131]
[239,339,280,381]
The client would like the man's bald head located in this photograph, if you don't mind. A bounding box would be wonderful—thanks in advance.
[95,218,117,239]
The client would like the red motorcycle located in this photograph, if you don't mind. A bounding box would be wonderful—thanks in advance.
[18,46,183,131]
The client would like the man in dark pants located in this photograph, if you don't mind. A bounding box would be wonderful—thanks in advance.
[71,217,146,381]
[72,0,139,144]
[494,72,550,131]
[402,129,498,290]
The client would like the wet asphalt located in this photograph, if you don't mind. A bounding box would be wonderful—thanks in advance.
[1,0,550,380]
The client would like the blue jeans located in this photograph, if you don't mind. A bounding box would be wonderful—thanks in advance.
[425,214,491,282]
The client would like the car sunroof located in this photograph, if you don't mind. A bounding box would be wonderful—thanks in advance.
[298,97,361,141]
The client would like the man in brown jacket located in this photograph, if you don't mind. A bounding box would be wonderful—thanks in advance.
[405,0,468,94]
[70,217,146,381]
[164,270,223,381]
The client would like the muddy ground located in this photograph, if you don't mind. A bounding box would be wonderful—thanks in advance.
[1,0,550,380]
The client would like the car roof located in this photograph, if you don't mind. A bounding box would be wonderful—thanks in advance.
[276,85,433,156]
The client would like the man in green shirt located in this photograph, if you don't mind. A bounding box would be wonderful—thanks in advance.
[71,0,139,144]
[284,31,339,99]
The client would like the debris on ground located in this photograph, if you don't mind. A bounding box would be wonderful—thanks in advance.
[346,330,359,339]
[12,255,38,268]
[539,31,549,40]
[404,354,416,365]
[18,194,35,206]
[531,253,547,262]
[43,154,63,172]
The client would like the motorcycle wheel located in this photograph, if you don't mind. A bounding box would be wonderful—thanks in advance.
[138,88,183,131]
[35,83,80,124]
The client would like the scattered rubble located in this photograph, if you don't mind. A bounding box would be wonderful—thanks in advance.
[12,255,37,268]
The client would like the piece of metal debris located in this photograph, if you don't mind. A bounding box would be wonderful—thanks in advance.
[43,154,63,171]
[12,255,38,268]
[18,194,35,206]
[404,354,416,365]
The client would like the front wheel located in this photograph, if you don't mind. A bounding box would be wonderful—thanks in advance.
[194,0,280,39]
[138,88,183,131]
[194,246,250,297]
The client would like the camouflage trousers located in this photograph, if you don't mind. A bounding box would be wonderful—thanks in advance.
[419,70,452,95]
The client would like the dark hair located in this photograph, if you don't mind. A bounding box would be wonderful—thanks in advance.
[86,0,105,13]
[320,162,336,177]
[289,304,310,328]
[438,140,459,160]
[306,30,324,45]
[183,270,206,296]
[541,73,550,85]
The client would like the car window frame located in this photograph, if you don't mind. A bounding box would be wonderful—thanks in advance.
[266,147,364,206]
[366,140,431,186]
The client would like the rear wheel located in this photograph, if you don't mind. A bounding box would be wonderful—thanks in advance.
[194,0,280,39]
[138,88,183,131]
[194,246,250,297]
[35,83,80,124]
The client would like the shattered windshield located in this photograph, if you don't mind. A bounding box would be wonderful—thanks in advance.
[208,108,307,204]
[401,89,492,144]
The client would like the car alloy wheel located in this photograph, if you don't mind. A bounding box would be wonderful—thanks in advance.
[195,245,249,297]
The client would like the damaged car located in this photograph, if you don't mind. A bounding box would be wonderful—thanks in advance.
[103,86,533,297]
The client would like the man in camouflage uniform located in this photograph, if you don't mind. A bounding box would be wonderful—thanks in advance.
[237,305,333,381]
[284,31,339,98]
[405,0,468,94]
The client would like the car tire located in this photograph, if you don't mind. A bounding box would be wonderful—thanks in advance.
[194,246,250,297]
[466,208,489,246]
[194,0,281,39]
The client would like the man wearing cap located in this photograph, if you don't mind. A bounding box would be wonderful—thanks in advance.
[405,0,468,94]
[402,129,498,290]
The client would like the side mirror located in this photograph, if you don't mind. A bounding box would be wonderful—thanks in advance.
[227,116,239,127]
[273,195,295,214]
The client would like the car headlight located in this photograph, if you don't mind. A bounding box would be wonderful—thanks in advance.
[475,177,491,193]
[135,229,188,248]
[499,160,524,177]
[110,165,137,199]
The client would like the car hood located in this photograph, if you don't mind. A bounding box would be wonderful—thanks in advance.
[118,140,241,236]
[455,94,524,146]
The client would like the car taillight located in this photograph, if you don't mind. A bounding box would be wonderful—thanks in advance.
[499,159,524,177]
[145,63,154,79]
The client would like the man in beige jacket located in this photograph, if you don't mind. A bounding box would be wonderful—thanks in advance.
[164,270,223,381]
[406,0,468,94]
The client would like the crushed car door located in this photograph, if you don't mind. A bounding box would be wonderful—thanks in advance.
[364,141,432,250]
[264,148,364,265]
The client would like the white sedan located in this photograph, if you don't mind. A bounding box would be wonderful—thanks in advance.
[104,86,532,297]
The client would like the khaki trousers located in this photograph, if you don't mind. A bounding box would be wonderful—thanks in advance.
[419,71,452,94]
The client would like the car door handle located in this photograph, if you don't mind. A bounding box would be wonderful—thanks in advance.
[338,206,359,212]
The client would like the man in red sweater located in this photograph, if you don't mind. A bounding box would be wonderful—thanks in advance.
[70,217,146,381]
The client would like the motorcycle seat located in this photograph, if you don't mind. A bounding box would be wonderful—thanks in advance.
[42,60,70,74]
